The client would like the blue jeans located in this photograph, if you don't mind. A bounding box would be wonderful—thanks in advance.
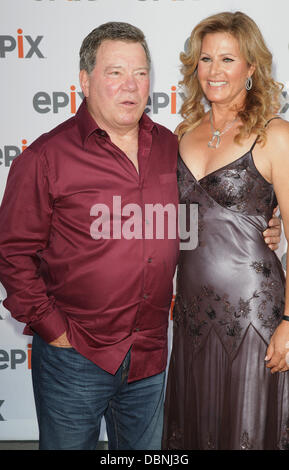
[31,334,165,450]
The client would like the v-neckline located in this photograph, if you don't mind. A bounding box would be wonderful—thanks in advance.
[178,116,281,185]
[178,150,251,184]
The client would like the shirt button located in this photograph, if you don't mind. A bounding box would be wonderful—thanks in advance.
[148,257,152,263]
[134,328,140,332]
[143,294,148,299]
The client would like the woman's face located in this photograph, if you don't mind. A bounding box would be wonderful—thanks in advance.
[197,32,255,107]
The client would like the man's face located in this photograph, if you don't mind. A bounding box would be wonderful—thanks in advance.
[80,40,150,134]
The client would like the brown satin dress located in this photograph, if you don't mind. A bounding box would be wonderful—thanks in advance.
[163,133,289,450]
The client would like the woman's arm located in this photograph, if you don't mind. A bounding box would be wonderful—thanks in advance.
[263,119,289,373]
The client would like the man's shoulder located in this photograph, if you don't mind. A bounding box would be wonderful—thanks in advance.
[151,120,178,143]
[9,115,78,171]
[142,111,177,140]
[28,115,78,154]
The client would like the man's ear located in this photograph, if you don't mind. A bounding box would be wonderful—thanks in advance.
[79,69,90,98]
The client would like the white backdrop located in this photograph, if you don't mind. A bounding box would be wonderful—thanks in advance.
[0,0,288,441]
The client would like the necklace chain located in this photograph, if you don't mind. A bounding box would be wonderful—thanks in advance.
[208,108,238,149]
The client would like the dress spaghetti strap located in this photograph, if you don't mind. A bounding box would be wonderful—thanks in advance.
[250,116,281,152]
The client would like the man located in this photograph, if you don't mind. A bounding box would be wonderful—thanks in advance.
[0,22,281,450]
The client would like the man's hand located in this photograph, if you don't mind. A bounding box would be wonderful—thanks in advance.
[263,208,282,251]
[49,331,72,348]
[265,320,289,373]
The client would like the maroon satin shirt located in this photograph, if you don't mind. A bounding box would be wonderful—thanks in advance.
[0,100,179,381]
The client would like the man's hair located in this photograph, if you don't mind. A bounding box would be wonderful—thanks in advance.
[79,22,151,74]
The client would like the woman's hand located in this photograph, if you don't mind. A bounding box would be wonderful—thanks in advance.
[265,320,289,373]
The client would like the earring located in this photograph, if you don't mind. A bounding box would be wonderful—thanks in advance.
[246,76,253,91]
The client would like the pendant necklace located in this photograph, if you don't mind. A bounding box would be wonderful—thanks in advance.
[208,108,238,149]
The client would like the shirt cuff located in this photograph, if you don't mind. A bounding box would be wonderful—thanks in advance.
[26,306,68,343]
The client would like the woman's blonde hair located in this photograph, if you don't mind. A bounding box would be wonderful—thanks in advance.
[178,11,283,144]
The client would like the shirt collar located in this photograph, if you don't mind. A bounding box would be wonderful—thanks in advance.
[138,109,158,134]
[76,98,158,147]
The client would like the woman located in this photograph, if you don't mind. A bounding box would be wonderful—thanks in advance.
[163,11,289,450]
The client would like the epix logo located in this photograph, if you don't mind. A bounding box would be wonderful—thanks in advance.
[0,401,4,421]
[137,0,200,2]
[0,344,32,370]
[0,29,44,58]
[33,86,84,114]
[280,88,289,115]
[0,140,27,167]
[33,85,184,114]
[145,86,184,114]
[35,0,98,2]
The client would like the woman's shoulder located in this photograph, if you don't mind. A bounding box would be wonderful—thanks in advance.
[266,116,289,150]
[266,116,289,134]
